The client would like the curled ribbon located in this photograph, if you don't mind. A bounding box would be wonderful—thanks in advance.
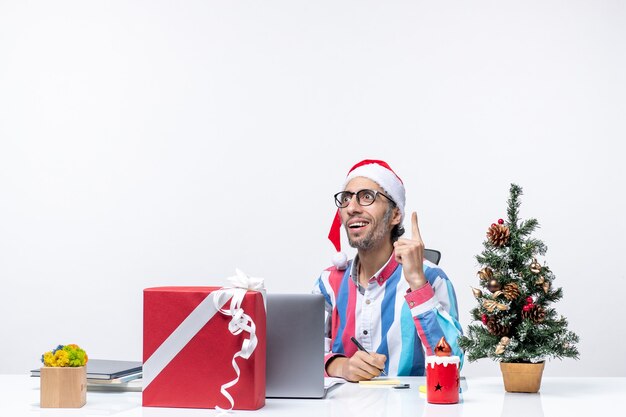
[213,269,265,411]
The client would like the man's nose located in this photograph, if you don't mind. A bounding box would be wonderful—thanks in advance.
[344,196,362,214]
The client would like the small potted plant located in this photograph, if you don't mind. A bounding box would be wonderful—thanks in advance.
[458,184,579,392]
[40,344,88,408]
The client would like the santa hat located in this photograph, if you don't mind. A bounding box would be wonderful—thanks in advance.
[328,159,406,270]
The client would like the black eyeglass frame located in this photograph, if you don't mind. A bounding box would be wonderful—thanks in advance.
[333,189,395,208]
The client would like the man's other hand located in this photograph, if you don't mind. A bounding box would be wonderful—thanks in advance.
[327,351,387,382]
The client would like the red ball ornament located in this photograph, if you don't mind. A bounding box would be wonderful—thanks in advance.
[481,314,488,325]
[498,219,504,224]
[526,296,533,304]
[523,304,532,312]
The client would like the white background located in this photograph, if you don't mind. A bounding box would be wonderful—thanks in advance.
[1,0,624,377]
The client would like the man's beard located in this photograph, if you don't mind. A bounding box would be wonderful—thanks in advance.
[347,205,394,251]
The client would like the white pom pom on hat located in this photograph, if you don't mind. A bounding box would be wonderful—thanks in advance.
[328,159,406,270]
[331,251,348,271]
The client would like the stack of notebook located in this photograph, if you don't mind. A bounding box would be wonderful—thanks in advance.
[31,359,143,392]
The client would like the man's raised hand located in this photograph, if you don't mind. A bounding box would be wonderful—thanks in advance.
[393,212,427,290]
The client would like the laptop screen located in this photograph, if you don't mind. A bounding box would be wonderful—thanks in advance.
[265,293,326,398]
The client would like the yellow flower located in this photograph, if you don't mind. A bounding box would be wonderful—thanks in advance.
[53,349,70,367]
[42,352,55,367]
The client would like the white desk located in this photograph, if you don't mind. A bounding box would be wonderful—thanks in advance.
[1,375,624,417]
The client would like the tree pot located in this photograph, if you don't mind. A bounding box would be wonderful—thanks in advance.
[40,366,87,408]
[499,362,545,393]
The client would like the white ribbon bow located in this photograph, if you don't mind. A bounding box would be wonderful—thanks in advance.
[213,269,265,412]
[227,268,265,292]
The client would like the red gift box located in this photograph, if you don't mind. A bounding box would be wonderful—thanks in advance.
[143,286,266,410]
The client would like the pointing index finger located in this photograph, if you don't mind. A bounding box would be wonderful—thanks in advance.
[411,211,422,242]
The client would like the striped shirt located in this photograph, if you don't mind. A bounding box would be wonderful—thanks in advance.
[313,253,464,376]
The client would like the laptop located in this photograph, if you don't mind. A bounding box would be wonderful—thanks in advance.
[265,293,326,398]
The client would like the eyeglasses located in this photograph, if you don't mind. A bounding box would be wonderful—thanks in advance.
[334,189,394,208]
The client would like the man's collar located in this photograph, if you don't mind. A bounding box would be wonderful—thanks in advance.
[351,252,399,287]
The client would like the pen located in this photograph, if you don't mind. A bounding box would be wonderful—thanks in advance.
[350,336,387,376]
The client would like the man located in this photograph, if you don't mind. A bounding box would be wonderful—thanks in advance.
[313,159,463,381]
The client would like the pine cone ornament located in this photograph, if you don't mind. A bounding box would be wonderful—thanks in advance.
[502,283,520,300]
[487,223,510,247]
[486,317,510,336]
[521,304,546,323]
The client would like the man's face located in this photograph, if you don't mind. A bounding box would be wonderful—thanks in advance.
[340,177,400,251]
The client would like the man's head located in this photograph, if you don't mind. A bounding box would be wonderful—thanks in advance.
[328,159,406,269]
[339,176,402,251]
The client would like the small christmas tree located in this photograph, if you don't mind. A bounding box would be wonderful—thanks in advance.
[458,184,579,363]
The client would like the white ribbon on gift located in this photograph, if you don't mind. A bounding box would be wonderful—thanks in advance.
[142,269,265,411]
[213,269,265,411]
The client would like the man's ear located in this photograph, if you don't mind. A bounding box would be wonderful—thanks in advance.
[391,206,402,226]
